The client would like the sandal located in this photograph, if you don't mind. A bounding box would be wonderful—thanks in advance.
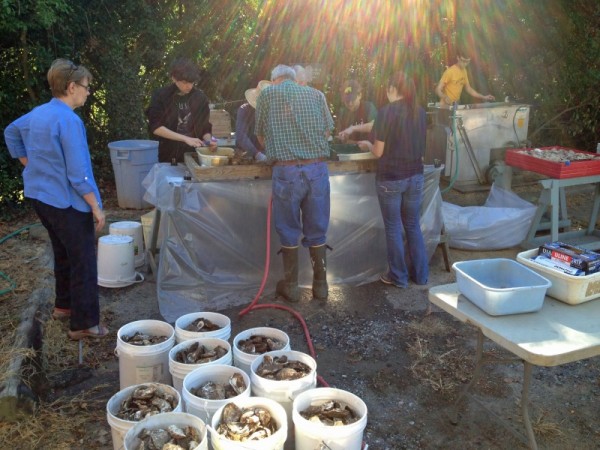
[52,307,71,320]
[68,324,109,341]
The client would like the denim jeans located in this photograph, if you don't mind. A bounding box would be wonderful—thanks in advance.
[271,162,330,247]
[31,199,100,330]
[376,174,429,287]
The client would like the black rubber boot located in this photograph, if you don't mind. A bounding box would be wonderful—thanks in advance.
[309,245,328,300]
[276,246,300,303]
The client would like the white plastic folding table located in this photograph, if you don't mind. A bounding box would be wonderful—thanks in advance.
[428,283,600,450]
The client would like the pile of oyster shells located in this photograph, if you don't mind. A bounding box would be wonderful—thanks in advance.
[255,355,312,380]
[183,317,221,333]
[174,342,228,364]
[133,424,202,450]
[121,332,169,346]
[520,147,600,162]
[117,384,178,421]
[215,402,278,441]
[189,373,247,400]
[237,335,285,354]
[299,400,359,426]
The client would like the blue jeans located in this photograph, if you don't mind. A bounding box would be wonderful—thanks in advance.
[31,199,100,331]
[376,174,429,287]
[272,162,330,247]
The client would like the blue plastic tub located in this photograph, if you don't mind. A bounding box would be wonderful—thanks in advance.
[453,258,552,316]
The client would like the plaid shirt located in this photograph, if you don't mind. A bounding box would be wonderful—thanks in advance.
[255,80,334,161]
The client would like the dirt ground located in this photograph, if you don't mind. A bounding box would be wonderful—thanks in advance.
[1,180,599,450]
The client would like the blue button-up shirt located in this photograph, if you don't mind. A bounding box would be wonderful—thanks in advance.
[255,80,333,161]
[4,98,102,212]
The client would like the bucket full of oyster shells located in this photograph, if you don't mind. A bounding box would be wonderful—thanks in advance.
[106,382,182,450]
[210,397,288,450]
[182,364,251,425]
[168,337,232,395]
[292,387,368,450]
[123,411,208,450]
[116,320,176,389]
[174,311,231,344]
[250,350,317,444]
[232,327,290,375]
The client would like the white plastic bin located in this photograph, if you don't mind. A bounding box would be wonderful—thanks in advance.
[109,140,158,209]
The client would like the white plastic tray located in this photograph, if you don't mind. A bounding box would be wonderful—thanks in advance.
[453,258,551,315]
[517,248,600,305]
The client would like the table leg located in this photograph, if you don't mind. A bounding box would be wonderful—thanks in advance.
[521,361,538,450]
[450,329,484,424]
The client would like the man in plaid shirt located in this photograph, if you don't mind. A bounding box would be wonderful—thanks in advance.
[256,64,334,302]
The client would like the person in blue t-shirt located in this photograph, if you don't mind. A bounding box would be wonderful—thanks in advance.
[4,58,108,340]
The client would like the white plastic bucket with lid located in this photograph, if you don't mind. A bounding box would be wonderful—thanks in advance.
[175,312,232,344]
[182,364,251,425]
[210,396,288,450]
[232,327,291,376]
[109,221,145,268]
[98,235,144,288]
[124,412,208,450]
[250,350,317,445]
[292,387,368,450]
[169,337,233,395]
[116,319,175,390]
[106,382,181,450]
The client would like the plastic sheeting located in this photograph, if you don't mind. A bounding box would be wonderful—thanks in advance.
[443,183,537,250]
[142,163,443,321]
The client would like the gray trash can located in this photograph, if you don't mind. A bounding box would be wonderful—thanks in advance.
[109,140,158,209]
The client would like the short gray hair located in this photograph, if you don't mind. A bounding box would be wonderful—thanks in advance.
[293,65,309,84]
[271,65,296,82]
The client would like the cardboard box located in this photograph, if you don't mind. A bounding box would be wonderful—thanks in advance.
[539,242,600,274]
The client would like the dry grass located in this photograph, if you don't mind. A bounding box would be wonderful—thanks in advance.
[531,411,564,438]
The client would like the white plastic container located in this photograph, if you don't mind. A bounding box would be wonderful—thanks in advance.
[109,221,145,268]
[106,382,181,450]
[196,147,234,167]
[210,396,288,450]
[169,338,232,394]
[98,235,143,288]
[250,350,317,446]
[124,412,207,450]
[182,364,251,425]
[232,327,291,375]
[292,387,368,450]
[116,320,175,389]
[517,248,600,305]
[175,312,232,344]
[453,258,551,315]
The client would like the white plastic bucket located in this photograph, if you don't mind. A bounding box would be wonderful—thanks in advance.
[292,387,368,450]
[175,312,232,344]
[124,412,208,450]
[109,221,145,268]
[210,396,288,450]
[250,350,317,445]
[169,338,233,395]
[106,382,181,450]
[232,327,291,376]
[116,320,175,390]
[98,235,143,288]
[182,364,251,425]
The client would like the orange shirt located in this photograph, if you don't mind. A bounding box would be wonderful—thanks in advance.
[440,64,469,104]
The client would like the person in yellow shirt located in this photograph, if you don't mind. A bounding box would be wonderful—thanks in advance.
[436,49,495,107]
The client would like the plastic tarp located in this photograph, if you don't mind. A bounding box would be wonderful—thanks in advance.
[443,183,537,250]
[143,163,444,321]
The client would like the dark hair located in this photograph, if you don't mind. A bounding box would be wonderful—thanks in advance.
[341,79,362,103]
[387,71,416,107]
[169,58,200,83]
[455,47,470,60]
[47,58,93,97]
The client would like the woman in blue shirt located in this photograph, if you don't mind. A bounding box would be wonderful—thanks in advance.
[4,58,108,340]
[371,71,429,288]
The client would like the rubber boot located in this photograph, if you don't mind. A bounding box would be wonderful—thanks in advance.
[309,245,328,300]
[276,246,300,303]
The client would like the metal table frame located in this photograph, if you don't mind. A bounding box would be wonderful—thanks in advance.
[428,283,600,450]
[523,174,600,249]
